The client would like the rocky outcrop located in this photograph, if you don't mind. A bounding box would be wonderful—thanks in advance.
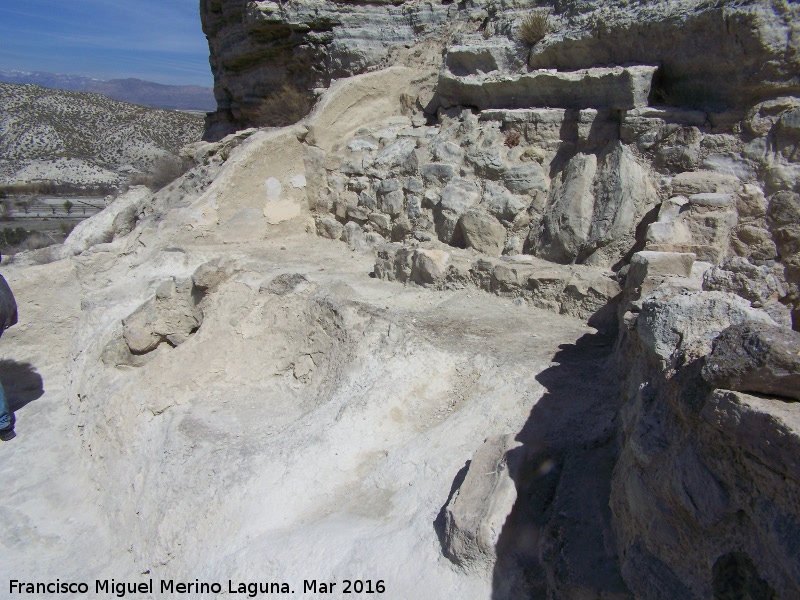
[202,0,800,139]
[122,277,204,354]
[611,332,800,599]
[196,1,800,594]
[437,65,658,111]
[200,0,455,139]
[535,142,656,265]
[19,2,797,598]
[702,323,800,401]
[443,435,521,571]
[607,245,800,598]
[527,2,800,110]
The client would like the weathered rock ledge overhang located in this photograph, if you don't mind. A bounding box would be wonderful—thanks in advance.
[201,0,800,140]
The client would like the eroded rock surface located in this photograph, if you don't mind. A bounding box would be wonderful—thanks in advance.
[702,323,800,401]
[443,435,521,571]
[5,2,800,599]
[611,258,800,599]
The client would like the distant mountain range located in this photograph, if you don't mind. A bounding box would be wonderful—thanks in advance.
[0,70,216,112]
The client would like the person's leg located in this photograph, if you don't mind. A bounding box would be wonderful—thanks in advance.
[0,380,12,432]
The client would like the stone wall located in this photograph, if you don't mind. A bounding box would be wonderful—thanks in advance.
[307,87,799,319]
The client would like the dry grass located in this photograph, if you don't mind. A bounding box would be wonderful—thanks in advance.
[0,227,56,255]
[519,10,551,45]
[399,92,415,116]
[130,155,192,191]
[257,83,314,127]
[504,131,521,148]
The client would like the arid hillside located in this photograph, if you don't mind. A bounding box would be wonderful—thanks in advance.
[0,82,204,190]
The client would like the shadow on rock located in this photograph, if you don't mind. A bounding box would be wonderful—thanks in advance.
[491,332,632,600]
[433,460,470,558]
[0,360,45,412]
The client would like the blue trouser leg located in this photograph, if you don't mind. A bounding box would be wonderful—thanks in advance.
[0,381,10,430]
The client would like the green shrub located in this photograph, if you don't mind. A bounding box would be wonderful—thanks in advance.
[519,9,551,45]
[0,227,30,248]
[0,227,62,255]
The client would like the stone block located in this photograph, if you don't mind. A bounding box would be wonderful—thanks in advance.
[628,251,697,284]
[315,216,344,240]
[379,190,404,216]
[701,323,800,400]
[465,147,506,179]
[421,163,455,185]
[503,163,548,194]
[431,140,465,164]
[688,193,733,207]
[671,170,741,196]
[443,435,521,569]
[482,181,529,221]
[373,138,417,170]
[368,212,391,234]
[459,210,507,256]
[438,65,658,111]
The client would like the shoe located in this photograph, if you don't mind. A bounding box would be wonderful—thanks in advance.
[0,417,14,441]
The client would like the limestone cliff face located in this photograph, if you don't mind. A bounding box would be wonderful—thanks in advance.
[200,0,454,140]
[201,0,800,140]
[528,1,800,108]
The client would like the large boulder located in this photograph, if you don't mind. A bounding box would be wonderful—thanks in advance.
[636,291,778,363]
[458,210,506,256]
[411,248,451,285]
[585,143,655,263]
[435,177,481,245]
[536,152,597,263]
[535,143,654,265]
[503,163,548,195]
[443,435,521,571]
[702,323,800,400]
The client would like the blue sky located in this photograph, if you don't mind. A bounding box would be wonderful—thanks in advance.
[0,0,213,86]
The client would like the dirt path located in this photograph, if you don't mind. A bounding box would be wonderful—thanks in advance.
[0,260,126,585]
